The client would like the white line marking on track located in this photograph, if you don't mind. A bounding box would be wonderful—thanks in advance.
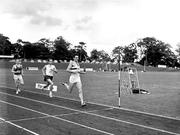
[12,86,180,120]
[59,95,180,121]
[0,112,85,124]
[1,85,179,121]
[0,99,114,135]
[0,112,93,124]
[0,90,179,135]
[0,116,51,124]
[0,117,39,135]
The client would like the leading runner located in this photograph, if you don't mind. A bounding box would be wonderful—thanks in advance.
[61,55,86,107]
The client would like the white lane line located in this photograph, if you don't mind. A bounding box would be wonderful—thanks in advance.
[0,116,49,124]
[0,117,39,135]
[0,111,109,124]
[57,94,180,121]
[0,100,114,135]
[0,112,89,124]
[0,91,179,135]
[1,85,179,121]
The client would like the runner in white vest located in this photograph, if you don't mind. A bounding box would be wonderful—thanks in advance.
[42,59,57,97]
[61,55,86,107]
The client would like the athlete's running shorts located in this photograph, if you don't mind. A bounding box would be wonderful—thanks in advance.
[44,75,53,81]
[13,75,24,84]
[69,74,81,84]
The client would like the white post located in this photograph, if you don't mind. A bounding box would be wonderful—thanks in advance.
[118,53,121,107]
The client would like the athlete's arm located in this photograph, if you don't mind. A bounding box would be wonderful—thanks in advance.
[52,66,58,73]
[21,65,24,76]
[11,65,15,73]
[11,65,18,74]
[42,65,46,76]
[79,70,86,74]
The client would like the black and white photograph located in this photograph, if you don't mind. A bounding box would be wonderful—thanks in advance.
[0,0,180,134]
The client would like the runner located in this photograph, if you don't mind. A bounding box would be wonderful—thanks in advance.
[42,59,57,97]
[11,59,24,94]
[61,55,86,107]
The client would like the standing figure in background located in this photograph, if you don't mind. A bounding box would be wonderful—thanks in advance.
[11,59,24,94]
[61,55,86,107]
[42,59,57,98]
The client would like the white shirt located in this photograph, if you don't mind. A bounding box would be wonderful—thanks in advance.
[43,64,56,76]
[67,61,81,83]
[12,64,23,75]
[67,61,80,73]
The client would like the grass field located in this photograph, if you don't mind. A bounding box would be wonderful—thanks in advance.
[0,62,180,134]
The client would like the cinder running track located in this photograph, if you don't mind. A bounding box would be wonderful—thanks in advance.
[0,87,180,135]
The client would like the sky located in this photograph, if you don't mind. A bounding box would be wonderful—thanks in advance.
[0,0,180,55]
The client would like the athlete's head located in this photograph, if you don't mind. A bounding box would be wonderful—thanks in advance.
[15,59,21,65]
[74,55,79,62]
[48,59,53,64]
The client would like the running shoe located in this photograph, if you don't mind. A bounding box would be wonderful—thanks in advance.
[49,91,53,98]
[16,89,21,94]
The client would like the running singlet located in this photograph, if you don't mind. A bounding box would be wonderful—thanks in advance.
[69,61,80,72]
[12,64,23,75]
[69,61,81,83]
[44,65,56,76]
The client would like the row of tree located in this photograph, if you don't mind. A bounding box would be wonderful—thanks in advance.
[0,34,88,61]
[0,33,180,67]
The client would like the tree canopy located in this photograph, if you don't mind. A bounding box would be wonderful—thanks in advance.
[0,33,180,67]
